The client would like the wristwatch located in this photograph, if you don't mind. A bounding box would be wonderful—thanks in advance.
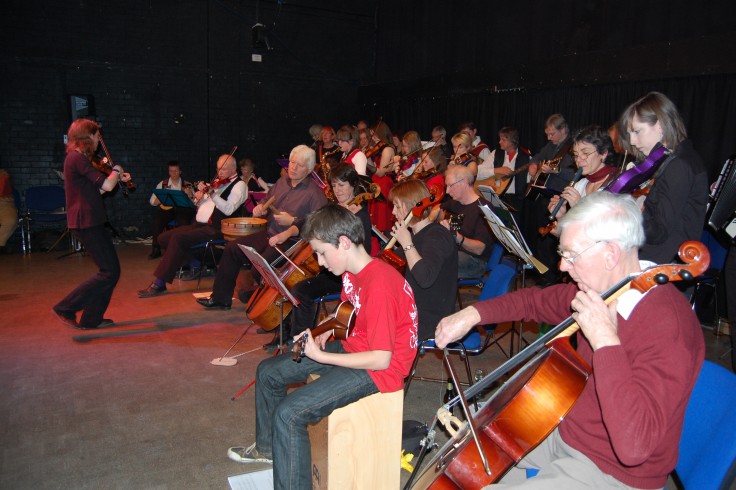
[403,244,415,251]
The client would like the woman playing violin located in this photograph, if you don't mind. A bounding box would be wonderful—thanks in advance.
[547,125,617,223]
[449,131,479,177]
[53,118,132,330]
[619,91,708,264]
[367,121,397,238]
[358,127,371,155]
[413,146,447,190]
[393,130,423,180]
[389,179,457,341]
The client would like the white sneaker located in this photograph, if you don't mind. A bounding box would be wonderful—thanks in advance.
[228,442,273,464]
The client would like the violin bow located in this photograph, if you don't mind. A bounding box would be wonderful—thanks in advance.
[273,244,307,277]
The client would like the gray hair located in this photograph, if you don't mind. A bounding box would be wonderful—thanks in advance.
[558,192,644,251]
[290,145,316,171]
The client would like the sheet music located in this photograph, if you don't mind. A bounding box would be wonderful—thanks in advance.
[477,200,548,274]
[228,468,273,490]
[238,245,299,305]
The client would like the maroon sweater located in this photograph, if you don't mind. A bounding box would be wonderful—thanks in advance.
[474,281,704,489]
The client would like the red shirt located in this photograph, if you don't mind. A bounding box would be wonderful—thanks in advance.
[341,259,418,392]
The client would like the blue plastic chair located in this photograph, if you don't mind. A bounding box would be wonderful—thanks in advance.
[457,243,504,309]
[404,263,518,396]
[523,361,736,487]
[673,360,736,489]
[313,292,342,325]
[690,229,729,323]
[187,239,226,289]
[23,185,67,253]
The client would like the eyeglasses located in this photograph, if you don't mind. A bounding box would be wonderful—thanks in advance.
[446,179,464,189]
[557,240,603,265]
[572,149,597,160]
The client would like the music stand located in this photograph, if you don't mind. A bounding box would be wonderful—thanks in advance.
[477,185,548,355]
[153,189,195,209]
[238,244,299,354]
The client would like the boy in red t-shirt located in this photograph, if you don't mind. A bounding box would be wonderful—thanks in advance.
[227,204,418,490]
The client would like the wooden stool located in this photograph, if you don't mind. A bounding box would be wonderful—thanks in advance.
[307,374,403,489]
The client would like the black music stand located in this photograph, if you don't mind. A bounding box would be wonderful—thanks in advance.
[153,189,195,209]
[477,185,548,356]
[238,244,299,354]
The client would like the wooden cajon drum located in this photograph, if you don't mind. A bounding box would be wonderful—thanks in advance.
[307,374,403,490]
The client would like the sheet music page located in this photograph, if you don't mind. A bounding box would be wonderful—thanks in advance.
[238,245,299,305]
[228,468,273,490]
[478,203,549,274]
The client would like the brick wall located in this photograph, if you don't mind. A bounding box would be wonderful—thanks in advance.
[1,0,375,241]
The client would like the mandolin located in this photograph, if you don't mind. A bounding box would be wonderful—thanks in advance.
[292,301,356,362]
[474,162,533,195]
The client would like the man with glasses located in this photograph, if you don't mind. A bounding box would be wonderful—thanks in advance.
[434,191,704,490]
[438,165,495,278]
[526,114,577,284]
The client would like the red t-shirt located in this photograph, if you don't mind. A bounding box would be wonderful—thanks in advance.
[341,259,418,393]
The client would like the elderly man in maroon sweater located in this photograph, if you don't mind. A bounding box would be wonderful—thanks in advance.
[435,191,704,489]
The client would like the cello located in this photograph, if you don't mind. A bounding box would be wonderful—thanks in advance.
[409,240,710,489]
[244,239,321,331]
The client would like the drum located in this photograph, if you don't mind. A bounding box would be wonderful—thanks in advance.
[221,217,267,241]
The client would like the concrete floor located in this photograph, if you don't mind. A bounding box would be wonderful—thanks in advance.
[0,241,731,489]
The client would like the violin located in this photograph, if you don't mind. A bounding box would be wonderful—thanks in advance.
[452,152,476,167]
[408,240,710,490]
[379,184,445,274]
[604,143,671,194]
[93,135,136,194]
[347,183,381,206]
[364,140,387,160]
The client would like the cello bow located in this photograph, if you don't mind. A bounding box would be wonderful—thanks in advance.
[408,240,710,490]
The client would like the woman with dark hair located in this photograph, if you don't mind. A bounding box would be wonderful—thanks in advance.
[52,118,132,330]
[547,125,618,221]
[619,91,708,264]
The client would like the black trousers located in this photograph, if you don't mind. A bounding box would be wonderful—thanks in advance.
[54,225,120,328]
[150,206,195,247]
[288,271,342,337]
[154,223,219,283]
[210,231,299,305]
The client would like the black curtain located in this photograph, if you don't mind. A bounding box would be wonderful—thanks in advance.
[361,73,736,180]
